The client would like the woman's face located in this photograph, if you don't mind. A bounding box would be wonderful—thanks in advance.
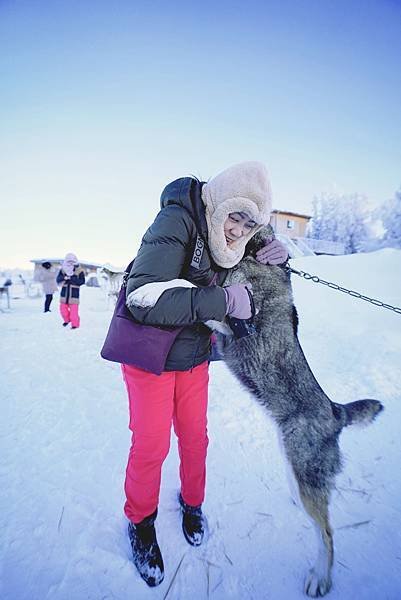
[223,212,257,246]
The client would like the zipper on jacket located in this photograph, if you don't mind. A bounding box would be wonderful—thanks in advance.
[191,324,203,371]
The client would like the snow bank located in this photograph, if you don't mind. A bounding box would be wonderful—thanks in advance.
[1,250,400,599]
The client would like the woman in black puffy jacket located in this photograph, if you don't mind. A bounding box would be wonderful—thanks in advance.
[120,162,288,586]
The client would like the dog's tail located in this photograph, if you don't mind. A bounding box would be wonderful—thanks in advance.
[334,399,384,428]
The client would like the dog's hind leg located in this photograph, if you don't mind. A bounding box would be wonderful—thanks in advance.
[298,486,333,597]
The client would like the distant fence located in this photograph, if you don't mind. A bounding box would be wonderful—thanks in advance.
[297,237,345,255]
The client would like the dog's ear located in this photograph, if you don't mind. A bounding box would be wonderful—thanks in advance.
[245,225,275,257]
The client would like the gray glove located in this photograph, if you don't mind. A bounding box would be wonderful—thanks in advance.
[256,238,288,265]
[224,283,253,319]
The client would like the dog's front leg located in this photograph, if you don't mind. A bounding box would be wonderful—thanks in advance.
[204,319,233,336]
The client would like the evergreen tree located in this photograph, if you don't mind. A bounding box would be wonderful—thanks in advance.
[307,193,371,254]
[380,188,401,248]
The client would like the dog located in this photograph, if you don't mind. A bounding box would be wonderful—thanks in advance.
[127,228,383,597]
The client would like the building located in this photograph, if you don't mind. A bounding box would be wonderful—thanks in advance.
[270,210,344,256]
[270,209,312,239]
[31,258,103,280]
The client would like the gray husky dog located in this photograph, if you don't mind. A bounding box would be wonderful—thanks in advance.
[127,228,383,597]
[213,230,383,596]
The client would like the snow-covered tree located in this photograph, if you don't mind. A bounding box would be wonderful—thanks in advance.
[307,192,371,254]
[379,188,401,248]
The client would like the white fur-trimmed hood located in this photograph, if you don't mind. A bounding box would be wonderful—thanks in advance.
[202,161,272,268]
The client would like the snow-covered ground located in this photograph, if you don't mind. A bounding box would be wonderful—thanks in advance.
[1,250,400,600]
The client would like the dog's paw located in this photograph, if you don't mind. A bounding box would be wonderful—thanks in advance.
[205,319,232,336]
[304,569,332,597]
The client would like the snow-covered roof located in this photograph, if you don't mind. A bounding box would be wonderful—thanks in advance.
[272,209,312,220]
[31,258,103,269]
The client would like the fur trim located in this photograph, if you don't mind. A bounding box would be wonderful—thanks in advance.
[202,162,272,268]
[127,279,195,308]
[127,279,231,335]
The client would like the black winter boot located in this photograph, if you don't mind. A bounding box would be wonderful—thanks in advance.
[179,493,205,546]
[128,509,164,587]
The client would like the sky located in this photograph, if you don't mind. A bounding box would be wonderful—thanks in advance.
[1,0,401,270]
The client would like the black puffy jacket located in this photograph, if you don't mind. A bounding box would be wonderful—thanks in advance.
[126,177,228,371]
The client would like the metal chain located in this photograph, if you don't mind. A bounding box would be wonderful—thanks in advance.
[286,265,401,315]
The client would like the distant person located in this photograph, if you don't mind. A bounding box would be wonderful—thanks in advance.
[0,275,12,287]
[0,273,12,309]
[57,253,85,328]
[37,262,58,312]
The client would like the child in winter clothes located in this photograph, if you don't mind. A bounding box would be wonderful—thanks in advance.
[120,162,288,587]
[37,262,58,312]
[57,253,85,328]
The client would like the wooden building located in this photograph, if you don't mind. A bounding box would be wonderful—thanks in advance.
[270,209,312,239]
[270,210,344,256]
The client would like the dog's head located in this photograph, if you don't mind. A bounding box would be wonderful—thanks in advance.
[226,224,293,314]
[245,224,275,258]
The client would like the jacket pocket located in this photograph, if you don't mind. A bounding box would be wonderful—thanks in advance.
[71,287,79,299]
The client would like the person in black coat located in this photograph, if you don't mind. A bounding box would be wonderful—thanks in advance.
[121,162,288,586]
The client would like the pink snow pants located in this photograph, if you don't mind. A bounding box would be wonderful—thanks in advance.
[59,303,80,328]
[121,361,209,524]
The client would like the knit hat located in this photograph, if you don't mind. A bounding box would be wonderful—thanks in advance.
[201,161,272,268]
